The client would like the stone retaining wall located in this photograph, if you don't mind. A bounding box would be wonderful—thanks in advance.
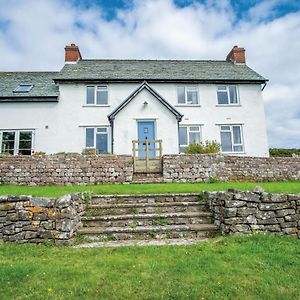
[0,194,84,245]
[0,191,299,244]
[204,190,300,238]
[163,154,300,182]
[0,154,300,185]
[0,154,133,185]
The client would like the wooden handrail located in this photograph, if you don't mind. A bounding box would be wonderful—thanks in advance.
[133,139,163,173]
[132,139,162,158]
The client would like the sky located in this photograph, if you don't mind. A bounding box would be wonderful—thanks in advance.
[0,0,299,148]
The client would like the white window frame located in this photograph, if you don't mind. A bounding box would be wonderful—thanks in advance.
[216,85,239,105]
[85,126,110,153]
[219,124,244,153]
[179,125,202,153]
[86,85,109,106]
[177,85,199,105]
[0,129,35,155]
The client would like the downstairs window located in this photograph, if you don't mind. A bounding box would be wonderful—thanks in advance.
[179,125,201,153]
[220,125,243,153]
[0,130,34,155]
[85,127,109,154]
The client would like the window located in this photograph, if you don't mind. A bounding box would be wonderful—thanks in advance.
[85,127,108,154]
[220,125,243,153]
[0,130,34,155]
[14,84,33,93]
[86,86,108,105]
[179,125,201,153]
[177,86,199,105]
[86,86,95,104]
[217,86,238,105]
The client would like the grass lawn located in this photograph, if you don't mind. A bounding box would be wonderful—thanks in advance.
[0,235,299,299]
[0,181,299,197]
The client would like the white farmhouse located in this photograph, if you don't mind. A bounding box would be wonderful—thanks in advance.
[0,44,269,157]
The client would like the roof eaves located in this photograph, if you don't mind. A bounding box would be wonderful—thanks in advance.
[0,96,58,103]
[54,78,267,83]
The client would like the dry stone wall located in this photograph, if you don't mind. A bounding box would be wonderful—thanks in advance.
[0,191,299,245]
[163,154,300,182]
[0,193,84,245]
[0,154,133,185]
[0,154,300,185]
[204,190,300,238]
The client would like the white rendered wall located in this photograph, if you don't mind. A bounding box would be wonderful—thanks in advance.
[0,81,269,156]
[113,88,179,154]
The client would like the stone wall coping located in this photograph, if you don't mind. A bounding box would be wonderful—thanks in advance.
[163,154,300,160]
[0,154,132,159]
[92,193,200,198]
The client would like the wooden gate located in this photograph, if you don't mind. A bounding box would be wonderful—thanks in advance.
[132,139,162,173]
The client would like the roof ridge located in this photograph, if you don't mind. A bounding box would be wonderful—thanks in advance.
[80,59,228,62]
[0,71,59,75]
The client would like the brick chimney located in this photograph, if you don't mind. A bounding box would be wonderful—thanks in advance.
[65,43,82,63]
[226,45,245,64]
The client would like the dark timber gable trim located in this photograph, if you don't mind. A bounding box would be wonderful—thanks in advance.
[108,81,183,121]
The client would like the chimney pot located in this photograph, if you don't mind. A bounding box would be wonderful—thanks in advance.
[226,45,246,64]
[65,43,82,63]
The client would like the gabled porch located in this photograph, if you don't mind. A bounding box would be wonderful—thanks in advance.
[107,81,183,160]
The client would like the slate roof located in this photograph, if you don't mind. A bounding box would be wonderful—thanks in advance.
[0,72,59,102]
[55,59,267,83]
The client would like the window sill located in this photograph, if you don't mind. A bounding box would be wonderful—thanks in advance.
[175,104,201,107]
[216,104,241,107]
[82,104,110,107]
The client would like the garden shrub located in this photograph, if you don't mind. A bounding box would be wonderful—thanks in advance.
[184,140,220,154]
[269,148,300,157]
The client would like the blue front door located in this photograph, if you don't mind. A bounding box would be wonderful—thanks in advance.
[138,121,155,157]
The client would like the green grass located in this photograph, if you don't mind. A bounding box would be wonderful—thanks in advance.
[0,181,299,197]
[0,235,299,299]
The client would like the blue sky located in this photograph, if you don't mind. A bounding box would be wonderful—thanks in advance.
[70,0,300,20]
[0,0,299,148]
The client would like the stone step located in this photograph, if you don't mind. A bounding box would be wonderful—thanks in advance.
[85,201,207,216]
[74,238,208,248]
[77,224,218,242]
[82,212,213,227]
[90,193,201,205]
[132,173,164,183]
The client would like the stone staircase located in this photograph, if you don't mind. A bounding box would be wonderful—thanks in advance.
[132,173,164,184]
[77,194,218,244]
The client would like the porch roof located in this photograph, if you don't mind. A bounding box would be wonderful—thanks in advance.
[108,81,183,121]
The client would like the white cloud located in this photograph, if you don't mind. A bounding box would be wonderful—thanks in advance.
[0,0,299,147]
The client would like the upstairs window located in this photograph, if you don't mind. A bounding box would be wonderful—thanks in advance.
[179,125,201,153]
[220,125,243,153]
[86,85,108,105]
[0,130,33,155]
[217,86,238,105]
[177,86,199,105]
[14,84,33,93]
